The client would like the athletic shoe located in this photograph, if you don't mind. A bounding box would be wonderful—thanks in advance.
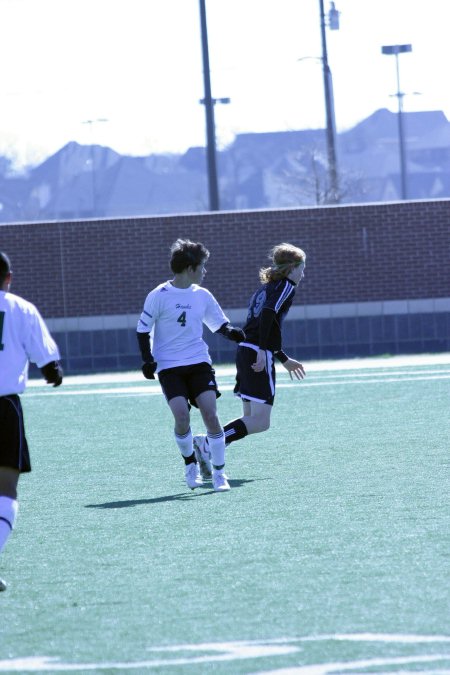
[212,469,230,492]
[193,434,212,479]
[0,578,6,592]
[185,462,203,489]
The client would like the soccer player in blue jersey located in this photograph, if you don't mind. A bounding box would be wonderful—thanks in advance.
[193,243,305,470]
[0,252,63,592]
[136,239,245,492]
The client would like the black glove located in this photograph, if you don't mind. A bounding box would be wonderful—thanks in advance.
[40,361,63,387]
[142,361,157,379]
[216,322,246,343]
[227,327,246,343]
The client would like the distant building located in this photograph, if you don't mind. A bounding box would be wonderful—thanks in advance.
[0,108,449,223]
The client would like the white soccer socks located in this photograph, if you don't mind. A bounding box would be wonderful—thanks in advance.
[175,428,194,459]
[0,496,18,554]
[207,430,226,469]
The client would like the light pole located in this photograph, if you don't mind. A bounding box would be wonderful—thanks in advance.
[318,0,340,204]
[381,43,412,200]
[198,0,221,211]
[82,118,108,216]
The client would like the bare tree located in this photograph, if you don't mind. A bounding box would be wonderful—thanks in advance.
[277,148,367,206]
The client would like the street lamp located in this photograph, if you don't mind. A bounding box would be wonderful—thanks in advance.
[381,43,412,200]
[318,0,340,204]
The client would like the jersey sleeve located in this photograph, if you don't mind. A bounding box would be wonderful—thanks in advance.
[264,279,295,312]
[258,308,276,350]
[203,289,229,333]
[137,289,158,334]
[24,306,61,367]
[259,280,295,351]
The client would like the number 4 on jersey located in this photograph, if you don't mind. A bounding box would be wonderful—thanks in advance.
[177,311,187,327]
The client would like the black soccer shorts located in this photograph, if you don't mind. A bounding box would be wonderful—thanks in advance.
[158,362,221,409]
[0,395,31,473]
[233,345,276,406]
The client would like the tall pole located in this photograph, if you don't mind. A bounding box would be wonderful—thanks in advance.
[381,44,412,201]
[319,0,339,204]
[394,53,407,200]
[198,0,220,211]
[82,118,108,217]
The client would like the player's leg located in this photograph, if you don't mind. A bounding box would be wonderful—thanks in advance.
[192,388,218,479]
[167,394,194,458]
[223,400,272,446]
[196,390,225,466]
[0,468,19,555]
[189,363,223,480]
[158,367,196,462]
[0,468,20,591]
[0,395,29,591]
[223,346,275,446]
[167,395,191,436]
[196,390,229,492]
[0,467,20,499]
[242,400,272,433]
[196,389,222,434]
[167,395,202,489]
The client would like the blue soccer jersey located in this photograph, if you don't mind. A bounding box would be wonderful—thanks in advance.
[241,277,296,353]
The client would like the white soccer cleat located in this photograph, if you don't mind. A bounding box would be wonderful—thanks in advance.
[185,462,203,489]
[0,578,6,592]
[212,469,230,492]
[193,434,212,479]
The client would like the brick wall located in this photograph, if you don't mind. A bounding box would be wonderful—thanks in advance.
[1,199,449,319]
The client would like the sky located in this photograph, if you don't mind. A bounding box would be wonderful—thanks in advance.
[1,0,449,171]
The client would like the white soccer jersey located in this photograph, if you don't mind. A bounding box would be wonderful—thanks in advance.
[0,291,60,395]
[137,281,228,372]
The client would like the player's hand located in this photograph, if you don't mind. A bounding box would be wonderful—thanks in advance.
[228,327,246,343]
[40,361,64,387]
[215,323,246,342]
[142,361,157,379]
[283,358,305,381]
[251,349,267,373]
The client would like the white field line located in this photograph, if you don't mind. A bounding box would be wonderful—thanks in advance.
[24,372,450,397]
[25,353,450,389]
[256,654,450,674]
[299,368,450,379]
[1,635,449,672]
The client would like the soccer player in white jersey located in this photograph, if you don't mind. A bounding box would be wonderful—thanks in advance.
[0,252,63,592]
[193,243,306,462]
[136,239,245,492]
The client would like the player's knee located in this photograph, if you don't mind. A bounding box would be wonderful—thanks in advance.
[260,419,271,432]
[254,416,270,433]
[174,410,190,430]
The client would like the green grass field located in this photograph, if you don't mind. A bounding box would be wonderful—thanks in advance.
[1,355,449,674]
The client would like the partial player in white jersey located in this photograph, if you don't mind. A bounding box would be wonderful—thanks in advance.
[136,239,245,492]
[0,252,63,592]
